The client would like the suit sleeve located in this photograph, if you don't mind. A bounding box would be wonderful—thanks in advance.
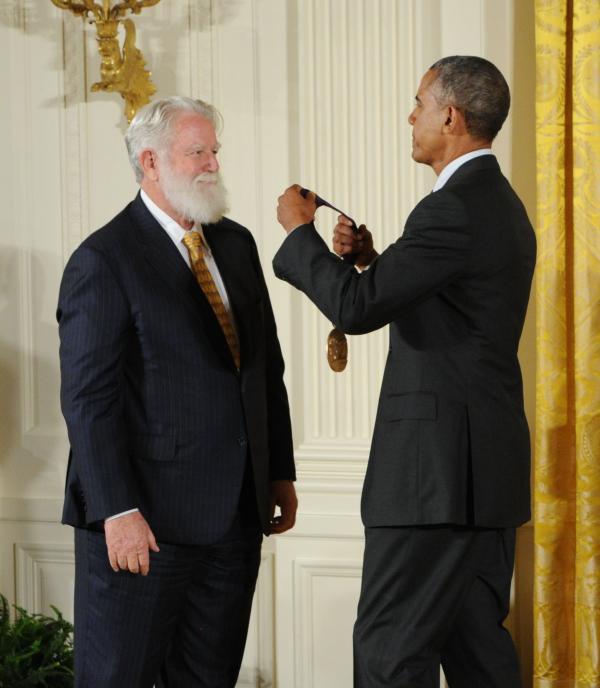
[57,244,140,523]
[249,235,296,481]
[272,190,471,334]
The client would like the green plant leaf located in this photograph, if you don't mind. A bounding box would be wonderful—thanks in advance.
[0,593,74,687]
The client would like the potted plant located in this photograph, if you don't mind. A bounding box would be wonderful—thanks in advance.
[0,594,74,687]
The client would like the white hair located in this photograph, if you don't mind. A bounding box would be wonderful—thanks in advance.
[124,96,223,183]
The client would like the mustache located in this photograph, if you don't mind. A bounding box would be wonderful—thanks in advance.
[194,172,221,184]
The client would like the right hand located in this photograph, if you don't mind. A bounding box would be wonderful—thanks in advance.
[332,216,378,268]
[277,184,317,233]
[104,511,160,576]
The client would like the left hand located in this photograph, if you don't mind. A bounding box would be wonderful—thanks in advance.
[277,185,317,233]
[104,511,160,576]
[333,218,378,268]
[269,480,298,534]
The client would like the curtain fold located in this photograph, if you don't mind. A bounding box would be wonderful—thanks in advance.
[534,0,600,686]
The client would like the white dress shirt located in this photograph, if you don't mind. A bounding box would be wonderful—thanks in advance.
[106,190,237,523]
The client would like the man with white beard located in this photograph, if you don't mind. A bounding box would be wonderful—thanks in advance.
[57,97,297,687]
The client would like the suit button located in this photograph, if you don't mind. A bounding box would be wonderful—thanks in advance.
[238,437,248,447]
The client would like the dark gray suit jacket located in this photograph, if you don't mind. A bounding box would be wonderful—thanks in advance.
[58,193,295,545]
[273,156,535,528]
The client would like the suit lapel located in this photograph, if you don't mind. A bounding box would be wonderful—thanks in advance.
[128,194,236,371]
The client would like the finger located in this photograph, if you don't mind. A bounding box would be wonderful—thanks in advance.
[333,240,355,257]
[334,244,356,256]
[334,235,363,251]
[270,514,294,534]
[337,215,353,226]
[147,529,160,553]
[333,237,357,252]
[279,511,295,530]
[127,552,140,574]
[269,492,278,519]
[289,183,302,192]
[107,548,119,573]
[138,549,150,576]
[358,224,371,239]
[269,516,285,534]
[275,497,297,532]
[117,553,128,570]
[335,224,356,238]
[335,234,362,248]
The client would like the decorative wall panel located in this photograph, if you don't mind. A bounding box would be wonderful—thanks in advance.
[293,558,362,688]
[15,542,75,619]
[293,0,422,474]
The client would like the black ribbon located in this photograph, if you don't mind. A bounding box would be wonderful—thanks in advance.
[300,187,359,266]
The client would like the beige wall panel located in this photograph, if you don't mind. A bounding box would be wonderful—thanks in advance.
[275,533,364,688]
[1,1,69,501]
[292,0,420,484]
[15,542,75,618]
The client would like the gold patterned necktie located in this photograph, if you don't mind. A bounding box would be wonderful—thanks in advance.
[182,230,240,370]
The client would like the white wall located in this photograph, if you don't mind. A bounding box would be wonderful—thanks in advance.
[0,1,535,686]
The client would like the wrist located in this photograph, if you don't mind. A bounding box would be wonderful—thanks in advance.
[105,507,139,523]
[356,248,378,270]
[284,218,312,235]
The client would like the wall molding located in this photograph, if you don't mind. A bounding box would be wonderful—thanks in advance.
[188,0,214,101]
[295,452,367,495]
[14,541,74,614]
[293,558,363,688]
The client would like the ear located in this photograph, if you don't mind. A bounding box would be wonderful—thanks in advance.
[139,149,159,181]
[442,105,466,134]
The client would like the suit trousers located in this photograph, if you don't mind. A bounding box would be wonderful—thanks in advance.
[353,525,521,688]
[74,475,262,688]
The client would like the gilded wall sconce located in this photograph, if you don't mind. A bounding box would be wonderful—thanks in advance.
[51,0,161,122]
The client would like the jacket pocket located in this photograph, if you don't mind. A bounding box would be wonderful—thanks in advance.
[130,434,177,462]
[382,391,437,421]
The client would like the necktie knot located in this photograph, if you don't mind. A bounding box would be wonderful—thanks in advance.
[182,230,204,257]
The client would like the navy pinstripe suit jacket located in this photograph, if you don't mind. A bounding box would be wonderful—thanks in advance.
[58,193,295,545]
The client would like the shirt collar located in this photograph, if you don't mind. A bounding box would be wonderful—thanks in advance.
[140,189,209,251]
[432,149,494,192]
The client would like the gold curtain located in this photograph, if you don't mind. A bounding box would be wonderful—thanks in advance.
[534,0,600,686]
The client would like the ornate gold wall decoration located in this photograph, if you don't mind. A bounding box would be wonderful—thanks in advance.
[51,0,161,122]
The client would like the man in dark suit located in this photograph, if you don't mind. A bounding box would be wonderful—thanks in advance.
[274,56,535,687]
[58,96,297,687]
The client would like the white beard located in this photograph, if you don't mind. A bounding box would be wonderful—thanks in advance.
[160,165,229,225]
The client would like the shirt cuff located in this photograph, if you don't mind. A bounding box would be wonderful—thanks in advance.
[105,508,139,522]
